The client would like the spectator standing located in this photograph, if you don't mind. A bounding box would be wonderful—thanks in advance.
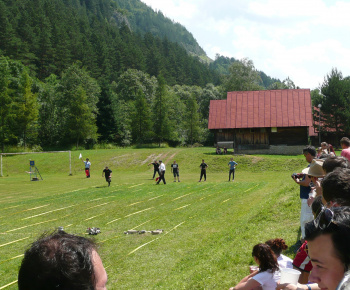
[228,158,238,182]
[292,146,316,247]
[148,160,159,179]
[156,160,166,185]
[340,137,350,161]
[171,161,180,182]
[18,231,107,290]
[102,166,112,187]
[199,159,208,182]
[82,158,91,178]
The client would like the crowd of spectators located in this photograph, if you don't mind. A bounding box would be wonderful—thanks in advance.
[230,139,350,290]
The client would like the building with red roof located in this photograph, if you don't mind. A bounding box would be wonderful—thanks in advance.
[208,89,314,155]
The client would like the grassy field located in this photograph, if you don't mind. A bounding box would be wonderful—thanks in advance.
[0,147,307,289]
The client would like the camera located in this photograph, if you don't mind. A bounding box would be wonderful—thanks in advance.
[291,173,304,179]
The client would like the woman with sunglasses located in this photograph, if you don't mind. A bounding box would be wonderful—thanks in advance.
[305,206,350,290]
[229,243,280,290]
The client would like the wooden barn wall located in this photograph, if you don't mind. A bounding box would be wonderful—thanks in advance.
[213,127,309,146]
[235,130,268,145]
[269,127,308,145]
[215,131,233,142]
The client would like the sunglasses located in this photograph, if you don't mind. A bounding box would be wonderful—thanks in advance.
[314,206,334,230]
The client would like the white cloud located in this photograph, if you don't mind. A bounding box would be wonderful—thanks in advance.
[140,0,350,89]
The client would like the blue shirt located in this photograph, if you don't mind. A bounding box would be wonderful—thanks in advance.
[300,165,311,199]
[228,161,237,170]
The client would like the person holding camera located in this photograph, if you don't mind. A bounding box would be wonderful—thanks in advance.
[291,146,316,249]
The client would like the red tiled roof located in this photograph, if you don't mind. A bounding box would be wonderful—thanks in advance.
[208,89,313,129]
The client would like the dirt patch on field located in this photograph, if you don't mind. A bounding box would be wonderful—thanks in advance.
[251,156,264,164]
[164,153,177,165]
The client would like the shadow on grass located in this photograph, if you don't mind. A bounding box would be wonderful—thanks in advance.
[285,226,302,255]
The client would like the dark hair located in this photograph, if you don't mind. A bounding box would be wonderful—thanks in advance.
[323,156,349,173]
[321,168,350,206]
[265,238,288,257]
[252,243,279,273]
[305,206,350,271]
[340,137,350,147]
[303,145,316,157]
[18,231,97,290]
[311,196,323,217]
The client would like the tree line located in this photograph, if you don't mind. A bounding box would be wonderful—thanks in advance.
[0,0,297,152]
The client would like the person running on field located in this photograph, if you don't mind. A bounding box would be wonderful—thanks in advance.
[199,159,208,182]
[102,166,112,187]
[171,161,180,182]
[82,158,91,178]
[148,160,159,179]
[156,160,166,185]
[228,158,238,181]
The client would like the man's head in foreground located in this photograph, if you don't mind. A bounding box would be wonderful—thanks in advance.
[18,231,107,290]
[305,206,350,290]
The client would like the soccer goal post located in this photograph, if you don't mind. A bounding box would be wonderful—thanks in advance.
[0,151,72,177]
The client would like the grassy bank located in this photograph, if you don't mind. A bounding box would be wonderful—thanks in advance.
[0,148,306,289]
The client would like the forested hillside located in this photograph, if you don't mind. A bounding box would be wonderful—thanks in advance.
[0,0,285,151]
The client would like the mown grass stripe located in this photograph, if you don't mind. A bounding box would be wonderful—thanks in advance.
[0,280,17,289]
[6,219,57,232]
[22,205,76,220]
[174,204,191,211]
[128,183,144,188]
[0,254,24,265]
[106,218,121,225]
[84,213,104,221]
[0,237,29,248]
[124,207,154,218]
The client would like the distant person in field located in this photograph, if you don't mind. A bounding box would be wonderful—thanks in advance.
[102,166,112,187]
[199,159,208,182]
[228,158,237,182]
[156,160,166,185]
[18,231,107,290]
[82,158,91,178]
[223,147,227,154]
[340,137,350,161]
[216,146,221,154]
[171,160,180,182]
[148,160,159,179]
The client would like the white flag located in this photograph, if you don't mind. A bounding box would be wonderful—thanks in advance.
[79,153,82,159]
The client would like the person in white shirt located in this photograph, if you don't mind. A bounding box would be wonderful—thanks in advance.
[82,158,91,178]
[265,238,293,269]
[230,243,280,290]
[156,160,166,185]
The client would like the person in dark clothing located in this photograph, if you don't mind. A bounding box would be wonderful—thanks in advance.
[199,159,208,182]
[171,161,180,182]
[148,160,160,179]
[102,166,112,187]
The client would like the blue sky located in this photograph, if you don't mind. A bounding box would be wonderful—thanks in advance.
[141,0,350,89]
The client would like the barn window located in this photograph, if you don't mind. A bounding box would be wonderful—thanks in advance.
[250,128,255,133]
[271,127,277,133]
[260,128,266,133]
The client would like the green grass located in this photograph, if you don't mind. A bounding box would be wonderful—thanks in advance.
[0,148,306,289]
